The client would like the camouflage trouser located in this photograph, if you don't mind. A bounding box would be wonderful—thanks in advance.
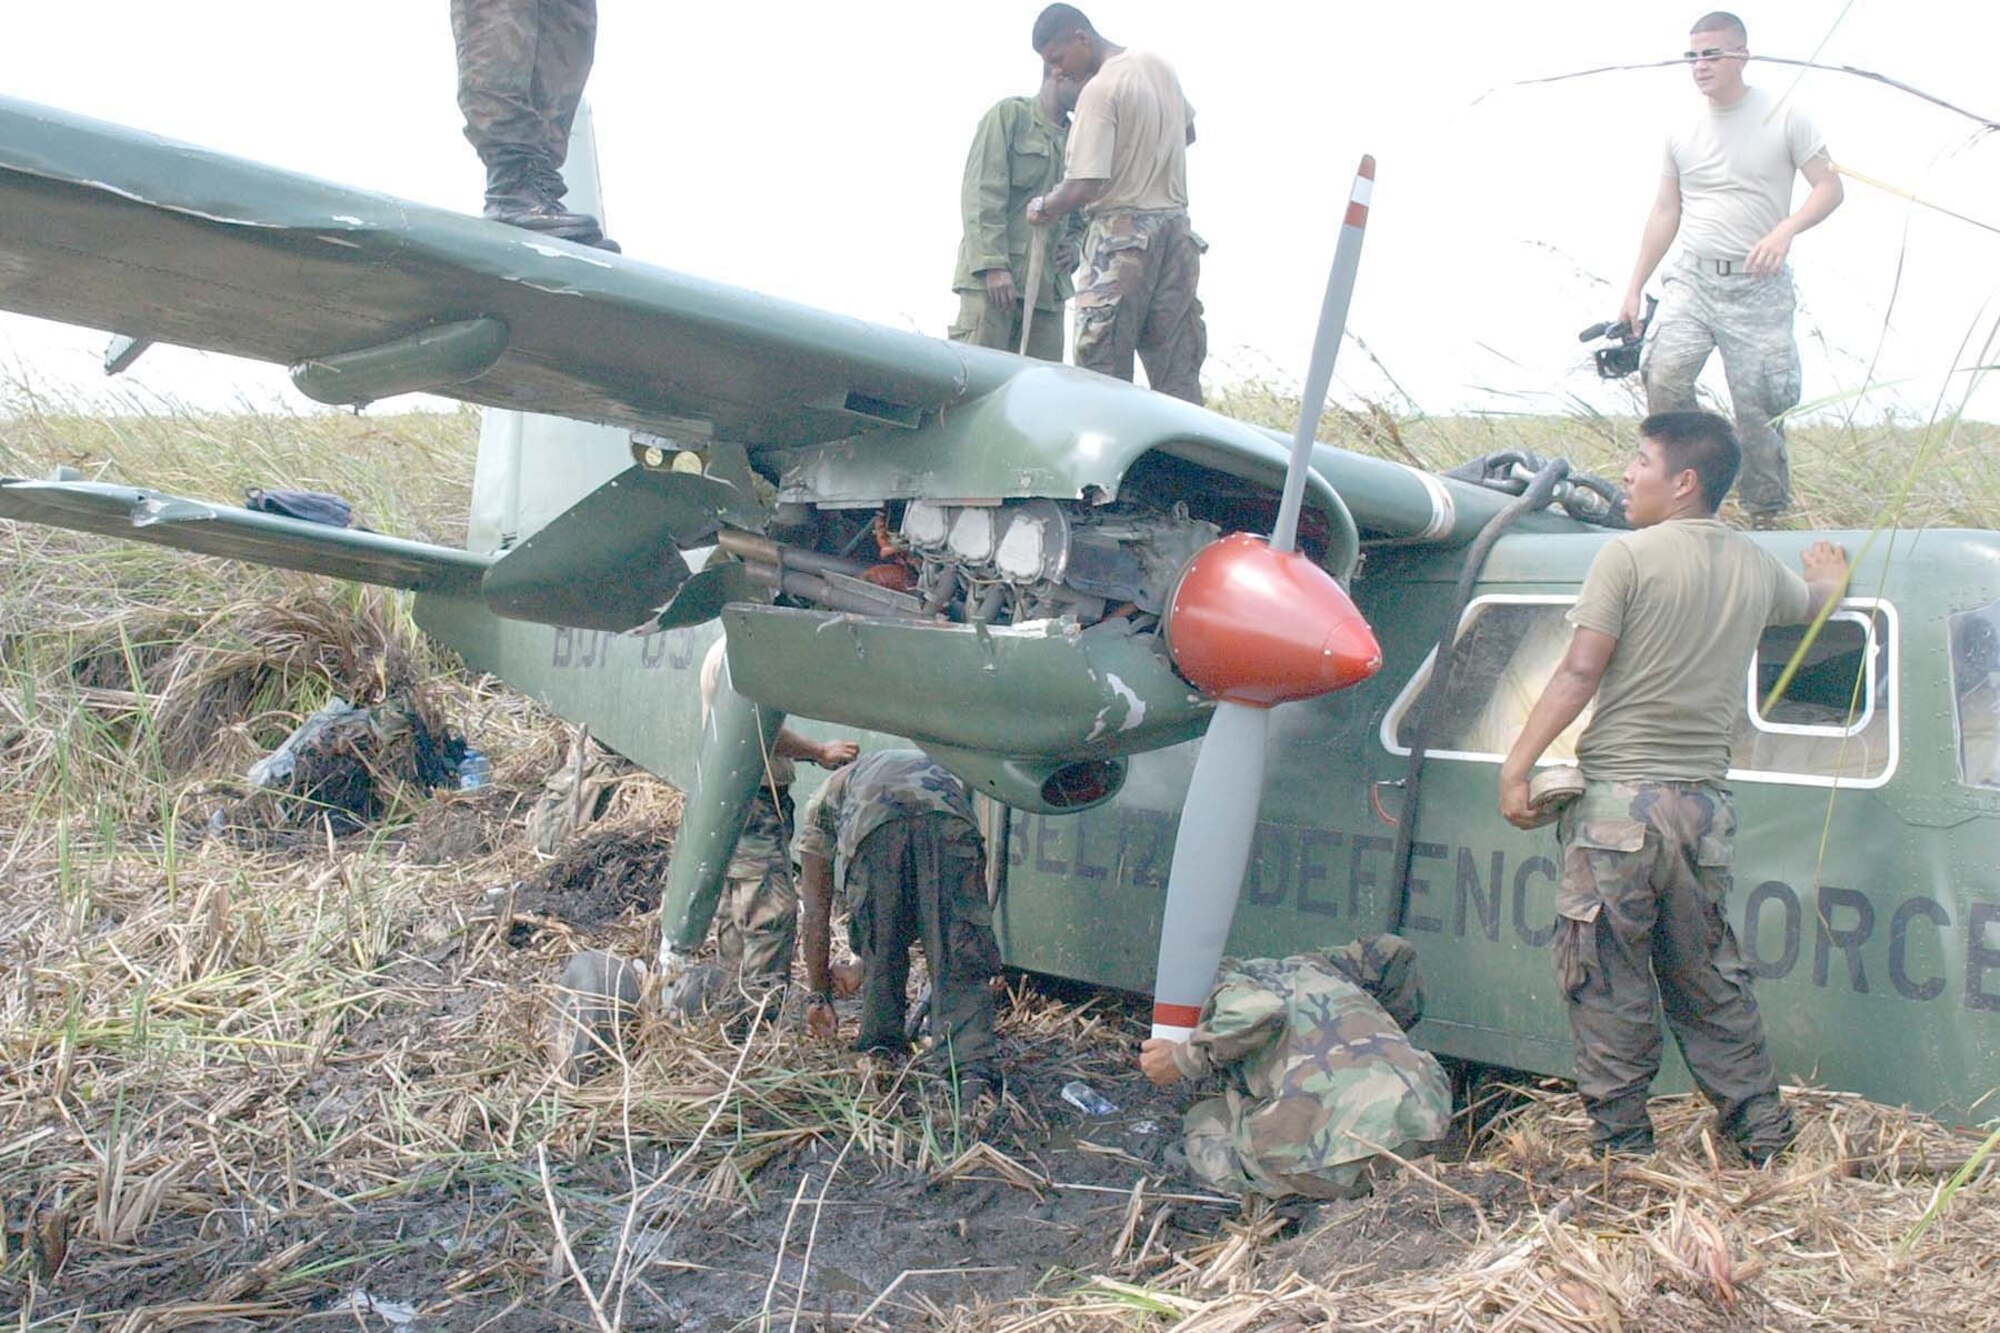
[948,290,1066,362]
[1555,780,1792,1155]
[449,0,596,173]
[845,813,999,1080]
[712,788,797,992]
[1184,1094,1379,1201]
[1642,253,1801,516]
[1073,210,1207,404]
[525,736,632,855]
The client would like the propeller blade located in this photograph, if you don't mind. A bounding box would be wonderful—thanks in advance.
[1151,156,1378,1042]
[1271,155,1375,555]
[1150,700,1270,1039]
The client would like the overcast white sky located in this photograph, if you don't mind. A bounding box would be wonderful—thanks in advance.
[2,1,1995,425]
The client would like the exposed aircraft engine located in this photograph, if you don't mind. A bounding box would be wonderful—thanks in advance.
[900,498,1218,627]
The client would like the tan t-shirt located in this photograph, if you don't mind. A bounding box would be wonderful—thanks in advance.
[1666,86,1825,261]
[1570,519,1811,783]
[1064,49,1193,217]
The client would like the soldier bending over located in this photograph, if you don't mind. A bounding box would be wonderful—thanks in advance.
[1139,935,1452,1200]
[798,751,1002,1101]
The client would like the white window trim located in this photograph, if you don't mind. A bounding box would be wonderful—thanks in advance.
[1378,593,1900,790]
[1745,608,1877,738]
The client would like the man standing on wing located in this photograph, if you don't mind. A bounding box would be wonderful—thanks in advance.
[1026,4,1206,402]
[1616,11,1843,528]
[449,0,616,249]
[1499,410,1848,1162]
[951,67,1086,361]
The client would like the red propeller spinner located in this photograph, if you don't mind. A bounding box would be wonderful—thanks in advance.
[1166,532,1381,707]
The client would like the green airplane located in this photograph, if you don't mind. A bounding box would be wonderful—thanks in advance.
[0,95,1994,1124]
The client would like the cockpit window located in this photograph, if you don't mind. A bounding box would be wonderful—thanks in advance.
[1382,595,1898,787]
[1386,599,1591,762]
[1949,600,2000,789]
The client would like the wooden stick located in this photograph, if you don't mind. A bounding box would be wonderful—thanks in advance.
[1018,228,1049,356]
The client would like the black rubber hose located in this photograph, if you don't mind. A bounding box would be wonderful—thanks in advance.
[1385,458,1573,935]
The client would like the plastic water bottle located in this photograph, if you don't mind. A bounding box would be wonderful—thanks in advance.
[457,748,492,791]
[1060,1080,1117,1116]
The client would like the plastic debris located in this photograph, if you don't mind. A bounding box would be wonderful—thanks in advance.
[346,1290,419,1326]
[247,698,367,788]
[1060,1080,1118,1116]
[457,747,492,791]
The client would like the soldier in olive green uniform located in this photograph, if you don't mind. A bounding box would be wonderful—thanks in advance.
[449,0,613,248]
[1501,411,1849,1160]
[950,70,1086,362]
[797,750,1001,1093]
[1141,935,1452,1200]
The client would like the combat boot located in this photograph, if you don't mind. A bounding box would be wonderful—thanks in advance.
[480,153,612,249]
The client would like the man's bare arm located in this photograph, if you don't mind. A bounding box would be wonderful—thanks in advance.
[1801,539,1851,619]
[800,851,837,1037]
[773,729,858,768]
[1028,177,1107,224]
[1746,151,1844,277]
[1619,174,1683,331]
[1498,628,1617,829]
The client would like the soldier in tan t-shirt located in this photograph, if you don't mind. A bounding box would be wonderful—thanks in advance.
[1024,4,1206,403]
[1499,411,1847,1163]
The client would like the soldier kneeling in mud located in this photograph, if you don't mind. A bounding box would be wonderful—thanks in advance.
[1139,935,1452,1200]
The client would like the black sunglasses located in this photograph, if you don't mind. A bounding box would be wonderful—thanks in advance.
[1684,46,1746,61]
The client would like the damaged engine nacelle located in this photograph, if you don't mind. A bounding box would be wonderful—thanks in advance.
[900,497,1217,626]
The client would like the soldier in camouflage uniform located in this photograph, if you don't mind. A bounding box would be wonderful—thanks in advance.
[699,641,857,1000]
[796,750,1001,1094]
[950,69,1087,362]
[1615,12,1842,525]
[1500,411,1849,1160]
[1027,5,1207,402]
[1140,935,1451,1201]
[449,0,614,248]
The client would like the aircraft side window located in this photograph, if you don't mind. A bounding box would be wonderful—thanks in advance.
[1384,596,1898,788]
[1384,598,1590,763]
[1948,600,2000,789]
[1732,605,1895,785]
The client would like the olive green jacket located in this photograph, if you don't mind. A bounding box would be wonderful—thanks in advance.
[952,95,1085,311]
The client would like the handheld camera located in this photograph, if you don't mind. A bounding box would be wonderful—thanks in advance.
[1578,293,1657,380]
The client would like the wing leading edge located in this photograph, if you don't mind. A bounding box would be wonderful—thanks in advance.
[0,96,1010,448]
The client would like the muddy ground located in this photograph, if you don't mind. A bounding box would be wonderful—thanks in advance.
[11,786,1983,1332]
[2,801,1541,1331]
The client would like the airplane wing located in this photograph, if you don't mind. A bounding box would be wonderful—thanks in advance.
[0,96,1003,447]
[0,476,490,595]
